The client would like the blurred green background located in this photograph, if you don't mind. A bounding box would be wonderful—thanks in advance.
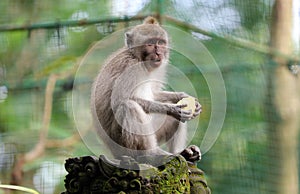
[0,0,299,194]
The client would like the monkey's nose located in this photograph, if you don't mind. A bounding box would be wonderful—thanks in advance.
[156,53,163,59]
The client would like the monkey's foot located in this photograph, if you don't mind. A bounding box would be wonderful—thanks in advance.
[180,145,201,163]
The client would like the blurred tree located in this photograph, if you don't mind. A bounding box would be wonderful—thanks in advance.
[267,0,300,194]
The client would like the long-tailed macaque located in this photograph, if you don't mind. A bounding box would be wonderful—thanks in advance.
[91,16,201,162]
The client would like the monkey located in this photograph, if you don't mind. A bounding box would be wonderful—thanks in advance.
[91,16,202,162]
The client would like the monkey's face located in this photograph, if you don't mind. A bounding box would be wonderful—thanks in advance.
[141,38,168,69]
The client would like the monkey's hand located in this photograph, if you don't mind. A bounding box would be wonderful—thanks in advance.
[174,92,189,102]
[180,145,201,163]
[167,103,193,122]
[192,99,202,119]
[177,96,202,120]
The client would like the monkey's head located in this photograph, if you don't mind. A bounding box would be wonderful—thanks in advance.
[125,16,169,69]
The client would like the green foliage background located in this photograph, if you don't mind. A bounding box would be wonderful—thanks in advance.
[0,0,298,194]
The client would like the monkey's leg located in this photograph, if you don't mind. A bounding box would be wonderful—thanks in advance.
[169,121,187,153]
[156,116,187,154]
[112,100,170,158]
[155,116,201,163]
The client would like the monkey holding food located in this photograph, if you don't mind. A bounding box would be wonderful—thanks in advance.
[91,16,202,162]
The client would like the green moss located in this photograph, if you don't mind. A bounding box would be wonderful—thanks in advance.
[139,155,190,194]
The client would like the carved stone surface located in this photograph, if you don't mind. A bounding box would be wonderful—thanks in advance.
[62,155,210,194]
[188,163,211,194]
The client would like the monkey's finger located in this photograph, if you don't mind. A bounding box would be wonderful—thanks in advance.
[190,145,201,155]
[195,99,201,107]
[180,145,201,163]
[193,101,202,117]
[188,154,201,162]
[170,105,192,122]
[195,101,201,109]
[176,103,188,108]
[180,110,193,122]
[193,108,202,116]
[180,109,193,116]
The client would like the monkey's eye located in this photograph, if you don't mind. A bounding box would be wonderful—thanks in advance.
[145,39,166,46]
[146,39,156,45]
[157,39,166,45]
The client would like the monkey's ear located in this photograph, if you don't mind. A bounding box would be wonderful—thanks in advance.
[125,31,133,48]
[143,16,159,25]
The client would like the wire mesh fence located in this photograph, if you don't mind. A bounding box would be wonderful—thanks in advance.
[0,0,299,194]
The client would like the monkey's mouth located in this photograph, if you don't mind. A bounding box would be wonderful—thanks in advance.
[151,59,161,67]
[153,58,161,63]
[144,54,162,68]
[151,54,162,64]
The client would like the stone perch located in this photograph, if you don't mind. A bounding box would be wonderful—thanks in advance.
[62,154,211,194]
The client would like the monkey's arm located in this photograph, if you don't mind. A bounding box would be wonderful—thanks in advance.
[133,97,193,122]
[154,91,188,103]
